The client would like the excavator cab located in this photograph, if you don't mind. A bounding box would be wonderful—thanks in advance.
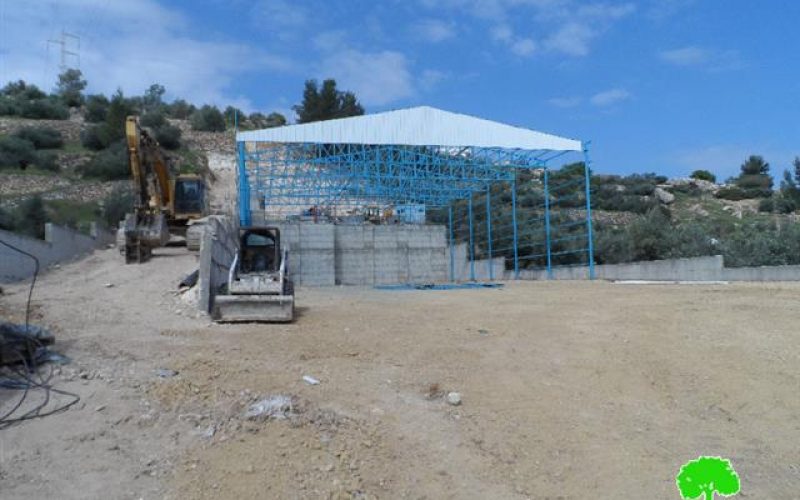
[173,177,206,218]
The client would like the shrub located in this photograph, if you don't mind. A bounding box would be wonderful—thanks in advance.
[81,124,114,151]
[78,141,129,180]
[736,173,773,198]
[716,186,748,201]
[167,99,195,119]
[0,96,20,116]
[102,184,134,228]
[594,226,633,264]
[774,196,797,214]
[758,198,774,213]
[0,203,13,230]
[1,80,46,100]
[690,169,716,183]
[155,123,181,150]
[84,94,109,123]
[34,151,59,172]
[0,136,37,170]
[18,97,69,120]
[190,105,226,132]
[140,111,166,129]
[12,126,64,149]
[13,195,47,239]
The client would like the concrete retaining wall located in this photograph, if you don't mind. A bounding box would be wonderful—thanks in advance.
[721,264,800,281]
[0,223,114,283]
[198,215,239,312]
[488,255,800,281]
[451,243,505,282]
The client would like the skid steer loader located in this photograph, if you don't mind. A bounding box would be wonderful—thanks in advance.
[212,227,295,322]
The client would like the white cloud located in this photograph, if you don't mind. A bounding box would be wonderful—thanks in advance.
[646,0,697,20]
[416,19,457,43]
[491,24,513,42]
[660,46,710,66]
[548,96,582,108]
[319,49,414,106]
[511,38,537,57]
[590,88,631,107]
[421,0,635,58]
[660,46,744,72]
[250,0,308,40]
[0,0,295,110]
[544,21,594,56]
[420,69,448,91]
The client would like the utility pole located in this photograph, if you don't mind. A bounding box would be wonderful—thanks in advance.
[47,30,80,72]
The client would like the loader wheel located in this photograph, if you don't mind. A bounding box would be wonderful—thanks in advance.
[284,279,294,297]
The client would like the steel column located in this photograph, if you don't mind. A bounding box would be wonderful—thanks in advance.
[468,193,475,281]
[582,142,596,280]
[544,168,553,279]
[512,172,519,279]
[486,185,493,280]
[448,204,455,282]
[237,141,250,227]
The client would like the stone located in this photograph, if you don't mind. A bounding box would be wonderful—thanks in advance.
[654,187,675,204]
[446,392,462,406]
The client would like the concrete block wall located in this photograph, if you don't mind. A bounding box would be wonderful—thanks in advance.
[0,223,114,283]
[268,222,448,286]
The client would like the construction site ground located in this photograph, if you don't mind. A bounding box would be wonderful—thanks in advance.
[1,247,799,499]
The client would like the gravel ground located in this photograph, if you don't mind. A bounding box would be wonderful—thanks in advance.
[1,247,799,499]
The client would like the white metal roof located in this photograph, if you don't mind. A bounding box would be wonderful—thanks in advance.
[236,106,582,152]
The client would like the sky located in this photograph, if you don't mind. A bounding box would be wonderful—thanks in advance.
[0,0,799,179]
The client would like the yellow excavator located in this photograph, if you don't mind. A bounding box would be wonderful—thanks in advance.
[120,116,207,263]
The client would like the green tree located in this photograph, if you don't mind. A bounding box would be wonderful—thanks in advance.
[734,155,772,198]
[293,79,364,123]
[84,94,109,122]
[676,456,740,500]
[690,170,716,183]
[143,83,166,111]
[740,155,769,176]
[105,89,136,142]
[223,105,244,128]
[167,98,195,119]
[55,68,87,107]
[248,111,287,129]
[155,123,182,150]
[793,156,800,185]
[190,105,226,131]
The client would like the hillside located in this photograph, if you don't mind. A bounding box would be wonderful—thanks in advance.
[0,113,233,236]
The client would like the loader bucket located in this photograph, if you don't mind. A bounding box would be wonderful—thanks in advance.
[212,294,294,323]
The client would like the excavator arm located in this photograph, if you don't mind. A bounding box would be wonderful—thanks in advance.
[126,116,171,214]
[121,116,171,263]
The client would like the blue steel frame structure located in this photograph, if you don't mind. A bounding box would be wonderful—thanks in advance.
[236,140,596,280]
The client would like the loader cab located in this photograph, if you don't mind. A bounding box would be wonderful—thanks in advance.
[240,227,281,274]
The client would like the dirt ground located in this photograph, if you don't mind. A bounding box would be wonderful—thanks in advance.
[1,248,799,499]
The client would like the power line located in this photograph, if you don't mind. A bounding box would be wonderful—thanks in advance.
[47,30,80,72]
